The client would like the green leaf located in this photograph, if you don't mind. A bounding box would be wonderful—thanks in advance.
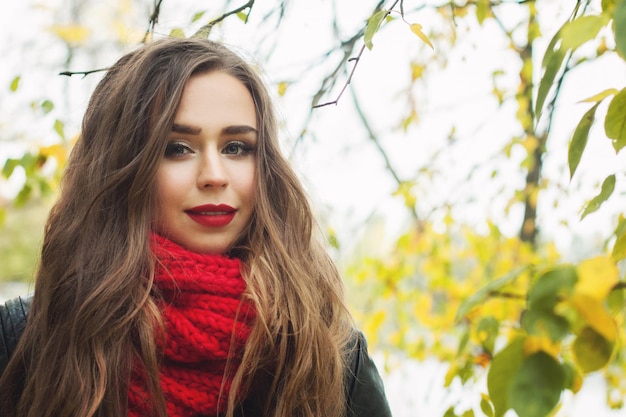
[476,316,499,354]
[476,0,490,24]
[536,45,567,121]
[191,11,206,23]
[568,103,598,179]
[443,407,457,417]
[455,266,528,321]
[536,15,607,121]
[560,15,609,50]
[605,88,626,151]
[573,326,614,372]
[602,0,617,13]
[541,26,563,69]
[327,227,339,249]
[611,223,626,261]
[41,99,54,114]
[18,153,37,175]
[54,119,65,140]
[615,0,626,58]
[607,284,625,315]
[14,183,33,207]
[169,28,185,38]
[581,174,616,219]
[236,11,249,22]
[535,17,573,121]
[457,357,476,384]
[364,10,387,50]
[509,352,565,417]
[521,309,570,342]
[10,76,20,92]
[38,177,53,196]
[457,328,470,356]
[2,158,19,178]
[580,88,619,103]
[561,361,582,393]
[480,396,494,417]
[487,337,525,417]
[528,265,577,311]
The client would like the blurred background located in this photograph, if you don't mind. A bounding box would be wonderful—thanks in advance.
[1,1,626,416]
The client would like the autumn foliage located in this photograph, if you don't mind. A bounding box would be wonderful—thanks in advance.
[2,1,626,417]
[345,1,626,417]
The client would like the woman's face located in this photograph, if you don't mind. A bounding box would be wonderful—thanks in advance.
[153,71,257,254]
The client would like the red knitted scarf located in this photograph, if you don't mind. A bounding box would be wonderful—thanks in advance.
[128,234,255,417]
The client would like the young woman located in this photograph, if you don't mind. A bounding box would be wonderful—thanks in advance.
[0,38,391,417]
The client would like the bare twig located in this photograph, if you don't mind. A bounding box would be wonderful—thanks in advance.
[487,290,526,300]
[312,0,397,108]
[59,68,109,78]
[192,0,255,38]
[59,0,164,77]
[542,0,591,134]
[142,0,164,43]
[350,88,420,223]
[312,45,367,109]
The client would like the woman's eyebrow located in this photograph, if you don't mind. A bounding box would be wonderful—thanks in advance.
[222,125,258,135]
[171,123,202,135]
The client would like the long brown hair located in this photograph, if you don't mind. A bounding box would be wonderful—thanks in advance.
[0,38,353,417]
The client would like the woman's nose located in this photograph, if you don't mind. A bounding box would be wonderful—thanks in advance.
[197,152,228,188]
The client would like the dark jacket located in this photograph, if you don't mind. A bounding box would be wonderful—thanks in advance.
[0,296,392,417]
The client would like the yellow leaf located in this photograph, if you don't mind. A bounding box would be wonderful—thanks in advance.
[169,28,186,38]
[409,23,434,50]
[392,181,416,209]
[575,256,619,300]
[366,310,386,337]
[522,135,539,153]
[48,24,90,45]
[579,88,619,103]
[39,144,68,166]
[523,335,560,358]
[410,62,425,81]
[277,81,289,97]
[114,22,144,44]
[413,293,433,324]
[570,293,617,341]
[444,363,457,387]
[400,110,418,131]
[569,370,583,393]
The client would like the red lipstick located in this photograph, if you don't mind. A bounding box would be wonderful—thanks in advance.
[186,204,236,227]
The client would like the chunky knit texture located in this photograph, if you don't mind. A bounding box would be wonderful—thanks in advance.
[128,234,255,417]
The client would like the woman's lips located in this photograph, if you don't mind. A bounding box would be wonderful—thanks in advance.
[185,204,236,227]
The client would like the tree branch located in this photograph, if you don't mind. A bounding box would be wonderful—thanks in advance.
[142,0,164,43]
[542,0,591,135]
[311,0,397,108]
[612,282,626,291]
[350,88,420,223]
[59,68,109,78]
[488,290,526,300]
[312,45,366,109]
[192,0,255,38]
[60,0,166,77]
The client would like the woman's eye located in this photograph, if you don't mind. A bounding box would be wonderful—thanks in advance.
[223,141,253,156]
[164,142,192,157]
